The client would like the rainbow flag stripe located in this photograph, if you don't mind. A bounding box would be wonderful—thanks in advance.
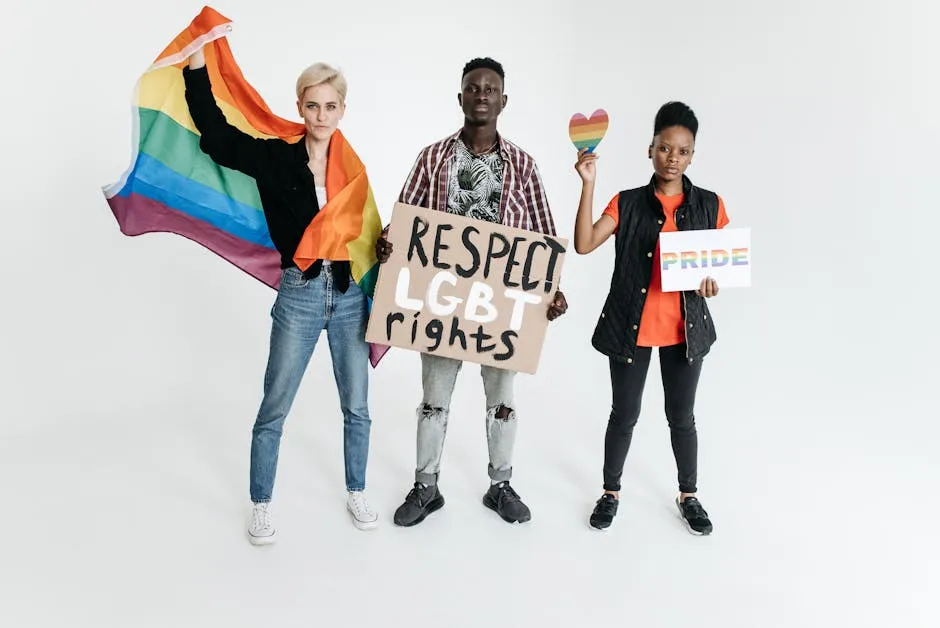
[292,129,383,301]
[568,109,609,152]
[102,6,389,366]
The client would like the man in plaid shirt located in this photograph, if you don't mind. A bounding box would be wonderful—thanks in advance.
[376,57,568,527]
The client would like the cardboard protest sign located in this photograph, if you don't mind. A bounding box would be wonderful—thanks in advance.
[659,227,752,292]
[365,202,569,374]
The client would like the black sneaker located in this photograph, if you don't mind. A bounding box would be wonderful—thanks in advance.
[482,481,531,523]
[589,494,619,530]
[676,496,713,535]
[393,482,444,527]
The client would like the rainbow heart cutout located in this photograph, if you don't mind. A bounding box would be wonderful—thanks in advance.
[569,109,609,153]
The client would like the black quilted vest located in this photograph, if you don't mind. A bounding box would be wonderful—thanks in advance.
[591,174,720,365]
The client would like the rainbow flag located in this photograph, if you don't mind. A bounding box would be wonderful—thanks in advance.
[102,6,389,367]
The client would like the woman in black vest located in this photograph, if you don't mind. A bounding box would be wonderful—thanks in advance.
[572,102,730,535]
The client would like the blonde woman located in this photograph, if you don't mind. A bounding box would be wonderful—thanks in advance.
[183,49,377,544]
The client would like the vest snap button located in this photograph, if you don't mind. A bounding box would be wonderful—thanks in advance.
[647,252,652,257]
[641,288,646,293]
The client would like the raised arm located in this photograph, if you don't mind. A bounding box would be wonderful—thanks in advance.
[182,48,275,181]
[573,150,616,254]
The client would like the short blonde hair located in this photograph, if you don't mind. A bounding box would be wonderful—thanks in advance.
[295,63,347,103]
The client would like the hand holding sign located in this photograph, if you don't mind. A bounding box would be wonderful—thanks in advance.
[569,109,609,154]
[659,228,751,292]
[696,277,719,298]
[376,226,392,262]
[547,290,568,320]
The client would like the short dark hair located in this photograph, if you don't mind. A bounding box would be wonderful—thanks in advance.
[462,57,505,84]
[654,101,698,138]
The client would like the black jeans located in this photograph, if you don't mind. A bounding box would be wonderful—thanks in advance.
[603,343,703,494]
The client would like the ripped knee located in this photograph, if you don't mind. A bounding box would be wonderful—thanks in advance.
[418,403,448,421]
[493,404,514,420]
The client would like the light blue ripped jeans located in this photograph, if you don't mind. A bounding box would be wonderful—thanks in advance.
[415,353,517,486]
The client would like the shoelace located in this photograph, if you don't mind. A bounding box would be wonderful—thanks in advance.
[682,499,708,519]
[597,495,617,514]
[497,483,521,503]
[349,493,374,517]
[404,483,426,505]
[253,504,272,531]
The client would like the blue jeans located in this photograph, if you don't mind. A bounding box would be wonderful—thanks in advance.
[249,265,371,502]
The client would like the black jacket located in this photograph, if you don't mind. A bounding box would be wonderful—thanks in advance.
[182,65,350,291]
[591,174,720,364]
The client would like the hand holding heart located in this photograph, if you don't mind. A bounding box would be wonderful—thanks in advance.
[574,148,599,183]
[569,109,608,184]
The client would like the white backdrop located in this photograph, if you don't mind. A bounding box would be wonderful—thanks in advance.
[1,0,937,626]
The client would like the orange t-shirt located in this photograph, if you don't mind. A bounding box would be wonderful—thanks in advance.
[602,192,729,347]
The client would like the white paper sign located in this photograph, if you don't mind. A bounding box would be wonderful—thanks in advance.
[659,228,751,292]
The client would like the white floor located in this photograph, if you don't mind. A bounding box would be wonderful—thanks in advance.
[1,336,934,627]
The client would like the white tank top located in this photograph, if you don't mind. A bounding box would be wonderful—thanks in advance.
[315,186,331,266]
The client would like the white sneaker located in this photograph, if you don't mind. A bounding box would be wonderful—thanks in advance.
[346,491,379,530]
[247,502,276,545]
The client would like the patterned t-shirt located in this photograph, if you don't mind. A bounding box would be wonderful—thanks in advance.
[445,138,503,223]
